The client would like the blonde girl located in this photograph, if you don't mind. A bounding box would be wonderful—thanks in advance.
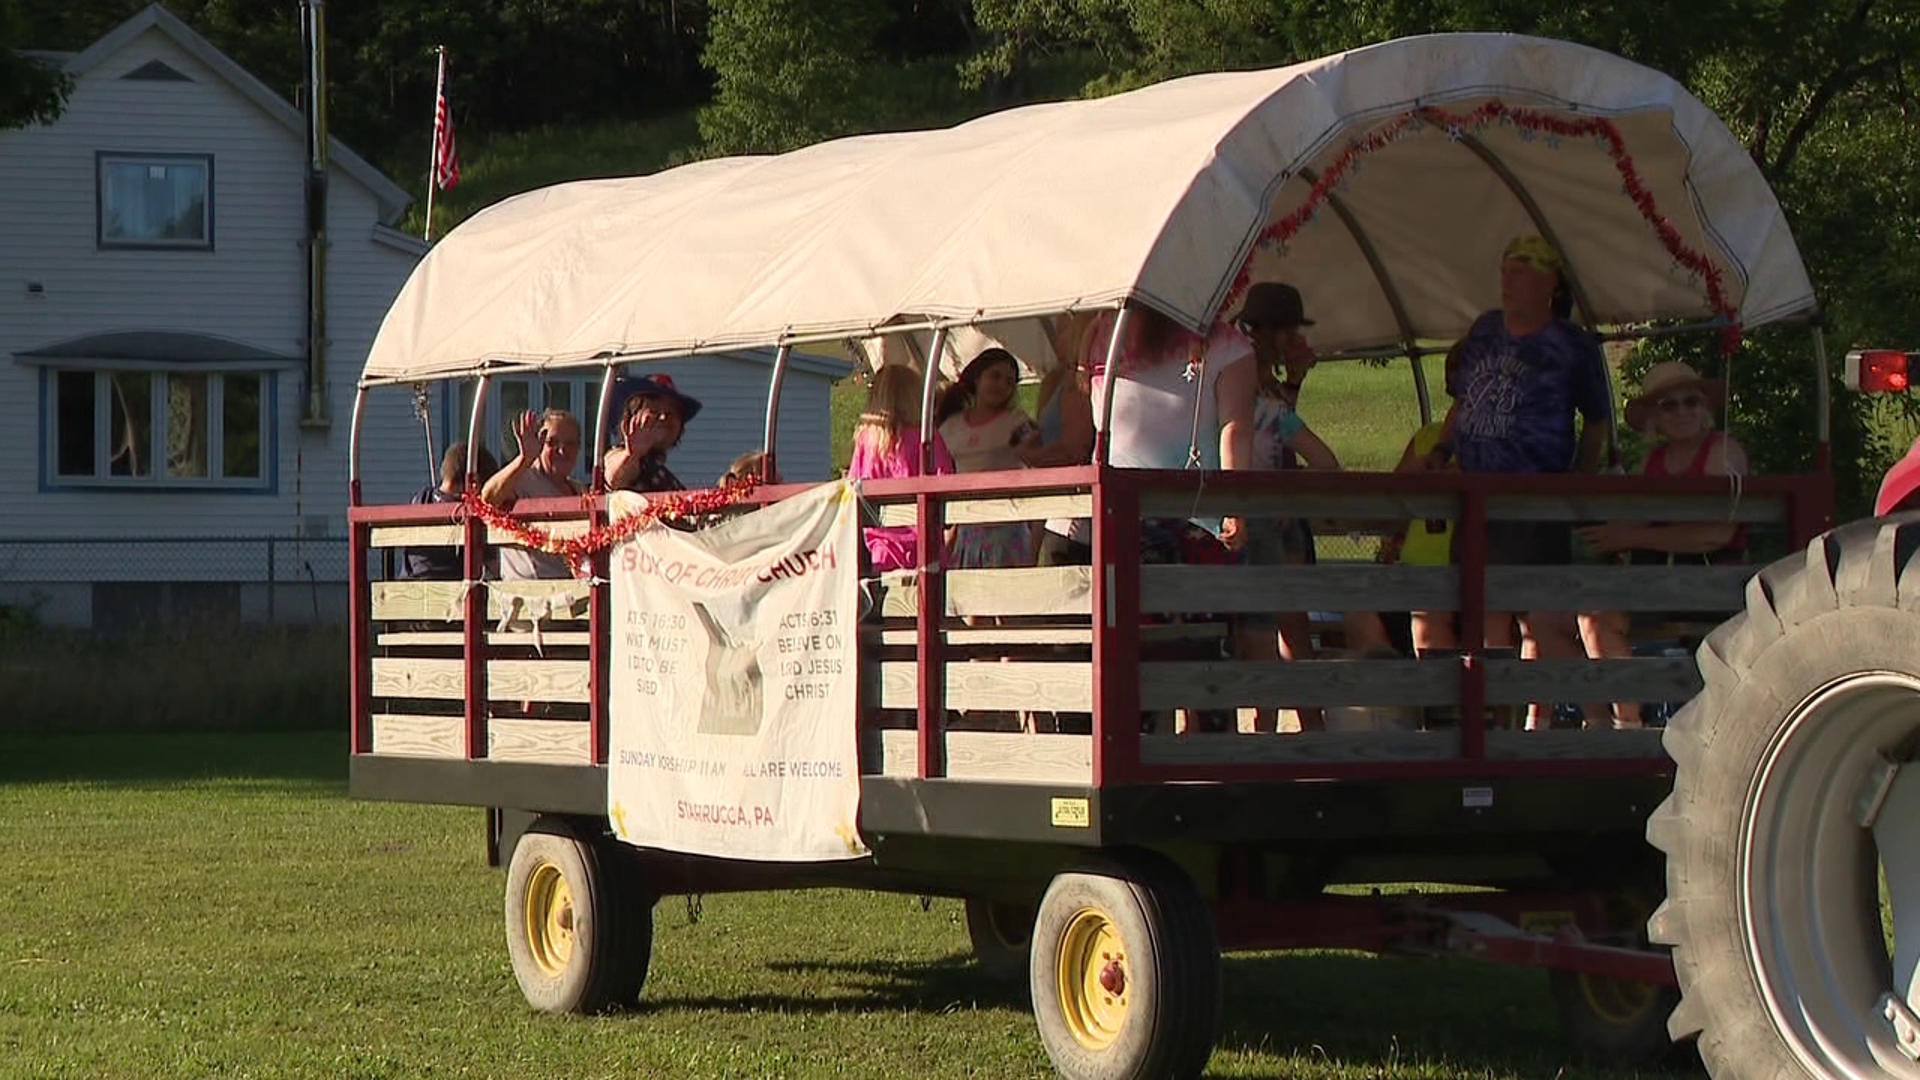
[848,364,955,572]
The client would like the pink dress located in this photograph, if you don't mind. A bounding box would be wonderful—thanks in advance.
[848,425,955,572]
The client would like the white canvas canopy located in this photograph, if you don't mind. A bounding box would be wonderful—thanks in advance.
[361,32,1817,387]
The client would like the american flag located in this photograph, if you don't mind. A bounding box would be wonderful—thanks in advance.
[432,70,459,190]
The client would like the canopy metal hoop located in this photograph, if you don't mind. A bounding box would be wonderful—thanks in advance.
[917,328,950,475]
[1296,165,1432,423]
[465,375,490,481]
[1093,308,1134,468]
[347,386,367,489]
[762,343,792,478]
[590,364,619,490]
[1454,133,1599,324]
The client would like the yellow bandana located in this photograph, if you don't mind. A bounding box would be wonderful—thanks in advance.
[1502,234,1563,274]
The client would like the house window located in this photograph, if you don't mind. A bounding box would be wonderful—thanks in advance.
[49,369,269,488]
[97,153,212,249]
[454,376,603,483]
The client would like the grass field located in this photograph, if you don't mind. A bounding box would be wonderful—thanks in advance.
[0,732,1667,1079]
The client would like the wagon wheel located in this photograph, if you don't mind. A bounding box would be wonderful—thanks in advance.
[965,897,1035,982]
[504,816,655,1013]
[1029,854,1221,1080]
[1650,517,1920,1078]
[1548,886,1683,1068]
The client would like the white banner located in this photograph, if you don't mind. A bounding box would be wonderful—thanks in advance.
[607,482,867,861]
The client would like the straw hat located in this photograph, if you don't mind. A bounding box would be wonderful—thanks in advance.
[1624,360,1725,431]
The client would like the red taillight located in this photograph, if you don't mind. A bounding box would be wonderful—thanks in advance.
[1846,349,1915,394]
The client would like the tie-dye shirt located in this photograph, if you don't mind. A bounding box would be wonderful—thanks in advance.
[1447,311,1610,474]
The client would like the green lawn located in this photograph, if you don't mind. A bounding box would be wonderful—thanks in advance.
[0,732,1661,1079]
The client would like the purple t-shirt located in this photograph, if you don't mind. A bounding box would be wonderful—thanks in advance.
[1447,311,1610,474]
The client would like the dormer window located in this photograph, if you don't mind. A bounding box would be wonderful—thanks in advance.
[97,152,212,250]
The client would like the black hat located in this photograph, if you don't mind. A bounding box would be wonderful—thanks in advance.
[1231,282,1315,328]
[613,373,702,425]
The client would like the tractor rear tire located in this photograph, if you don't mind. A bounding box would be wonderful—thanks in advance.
[1650,517,1920,1078]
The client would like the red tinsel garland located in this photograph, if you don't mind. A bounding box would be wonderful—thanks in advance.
[461,477,761,578]
[1223,101,1743,355]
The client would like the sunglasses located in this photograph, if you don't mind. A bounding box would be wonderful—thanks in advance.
[1656,393,1707,413]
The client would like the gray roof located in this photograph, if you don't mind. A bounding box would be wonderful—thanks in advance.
[62,5,412,223]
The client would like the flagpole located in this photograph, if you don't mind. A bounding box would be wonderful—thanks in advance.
[424,46,446,242]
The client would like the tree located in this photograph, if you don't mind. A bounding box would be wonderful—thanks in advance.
[698,0,885,154]
[0,0,71,130]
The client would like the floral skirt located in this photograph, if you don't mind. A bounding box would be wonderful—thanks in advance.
[948,522,1036,569]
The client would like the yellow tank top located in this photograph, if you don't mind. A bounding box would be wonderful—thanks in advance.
[1400,422,1454,567]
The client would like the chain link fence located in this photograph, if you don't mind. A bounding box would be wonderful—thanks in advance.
[0,537,351,630]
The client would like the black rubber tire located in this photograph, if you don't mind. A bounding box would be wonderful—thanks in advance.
[1648,517,1920,1079]
[1028,853,1222,1080]
[1548,889,1682,1068]
[965,897,1035,982]
[503,817,654,1014]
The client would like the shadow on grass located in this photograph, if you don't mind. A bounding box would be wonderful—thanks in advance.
[0,729,347,788]
[647,951,1670,1078]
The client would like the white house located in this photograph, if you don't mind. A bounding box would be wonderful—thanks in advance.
[0,5,850,629]
[0,5,427,628]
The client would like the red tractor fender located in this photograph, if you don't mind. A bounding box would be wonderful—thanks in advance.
[1877,434,1920,516]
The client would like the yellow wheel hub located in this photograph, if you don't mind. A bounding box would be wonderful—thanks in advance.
[1580,971,1657,1024]
[1056,909,1130,1050]
[1578,890,1658,1025]
[523,862,576,978]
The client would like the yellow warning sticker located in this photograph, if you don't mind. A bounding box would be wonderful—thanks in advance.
[1519,911,1577,936]
[1050,797,1091,829]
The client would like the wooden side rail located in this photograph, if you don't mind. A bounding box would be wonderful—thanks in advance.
[371,579,592,622]
[1137,564,1754,614]
[369,713,590,765]
[1127,469,1810,526]
[1136,657,1699,710]
[367,518,592,549]
[868,491,1092,528]
[868,566,1094,619]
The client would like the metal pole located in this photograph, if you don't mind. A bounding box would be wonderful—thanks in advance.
[425,47,446,243]
[1811,323,1833,467]
[466,375,490,481]
[412,382,436,485]
[301,0,330,426]
[762,344,792,468]
[917,329,949,475]
[1810,324,1833,443]
[1409,351,1434,426]
[347,385,367,488]
[1094,307,1132,467]
[591,363,618,489]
